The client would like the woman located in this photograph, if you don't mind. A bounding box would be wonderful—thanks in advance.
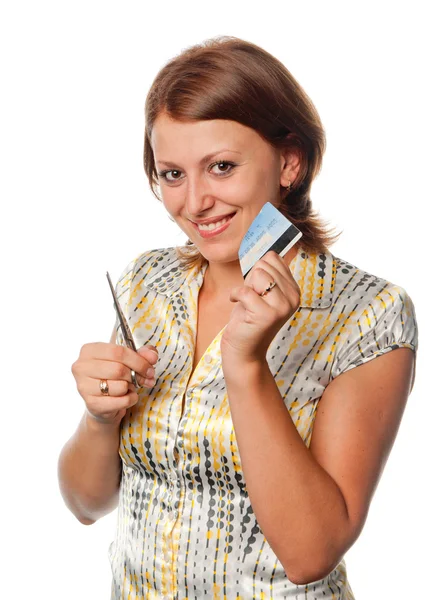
[58,36,418,598]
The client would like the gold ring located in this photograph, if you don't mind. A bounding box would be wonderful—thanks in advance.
[99,379,109,396]
[260,280,277,297]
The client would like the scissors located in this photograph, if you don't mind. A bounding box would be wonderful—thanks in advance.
[106,271,141,389]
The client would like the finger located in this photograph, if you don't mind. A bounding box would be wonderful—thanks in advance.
[76,358,155,387]
[230,281,298,329]
[253,252,297,288]
[262,251,301,294]
[246,261,282,293]
[81,377,131,398]
[245,263,300,312]
[144,344,158,354]
[80,342,156,374]
[87,389,140,415]
[137,345,159,365]
[82,360,137,383]
[248,254,300,302]
[244,268,290,315]
[79,374,155,399]
[246,261,286,300]
[229,284,275,316]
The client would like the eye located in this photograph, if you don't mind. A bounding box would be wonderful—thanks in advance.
[210,161,236,175]
[157,161,236,183]
[158,169,182,183]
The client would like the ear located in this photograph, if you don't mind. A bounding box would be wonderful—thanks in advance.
[279,147,301,188]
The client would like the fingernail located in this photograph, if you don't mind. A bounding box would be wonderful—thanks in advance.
[146,367,155,378]
[148,350,159,363]
[137,347,159,363]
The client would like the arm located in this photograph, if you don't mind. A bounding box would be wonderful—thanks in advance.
[57,328,122,525]
[224,347,415,584]
[58,410,122,525]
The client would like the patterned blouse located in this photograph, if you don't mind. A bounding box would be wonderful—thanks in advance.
[109,244,418,599]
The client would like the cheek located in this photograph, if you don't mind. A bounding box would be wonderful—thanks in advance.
[236,168,269,193]
[217,176,253,205]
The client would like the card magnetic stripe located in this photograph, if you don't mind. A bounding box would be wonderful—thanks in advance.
[242,224,300,279]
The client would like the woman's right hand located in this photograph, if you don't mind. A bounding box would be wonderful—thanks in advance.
[71,343,158,425]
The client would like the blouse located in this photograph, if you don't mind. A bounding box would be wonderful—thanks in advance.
[108,243,418,599]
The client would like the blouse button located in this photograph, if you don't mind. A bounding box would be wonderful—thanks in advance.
[204,354,212,364]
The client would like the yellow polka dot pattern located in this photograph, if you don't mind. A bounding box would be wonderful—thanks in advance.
[108,245,418,599]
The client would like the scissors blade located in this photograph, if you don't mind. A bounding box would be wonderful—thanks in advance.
[106,271,137,352]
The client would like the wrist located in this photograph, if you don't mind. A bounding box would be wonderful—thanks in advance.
[84,410,122,435]
[222,355,270,385]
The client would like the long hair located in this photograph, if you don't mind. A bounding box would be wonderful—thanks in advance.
[144,36,341,270]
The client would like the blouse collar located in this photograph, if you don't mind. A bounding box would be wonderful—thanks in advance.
[144,245,334,309]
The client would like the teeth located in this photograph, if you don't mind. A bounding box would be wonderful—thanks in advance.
[198,215,233,231]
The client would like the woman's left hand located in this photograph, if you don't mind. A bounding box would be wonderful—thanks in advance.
[220,251,301,365]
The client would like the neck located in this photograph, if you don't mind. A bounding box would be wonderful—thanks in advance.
[202,243,299,299]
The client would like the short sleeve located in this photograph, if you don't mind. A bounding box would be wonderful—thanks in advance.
[112,257,137,346]
[332,284,418,380]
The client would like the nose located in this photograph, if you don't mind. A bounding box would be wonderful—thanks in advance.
[185,173,215,218]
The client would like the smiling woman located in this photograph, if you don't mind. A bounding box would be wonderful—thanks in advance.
[144,36,340,271]
[149,113,302,269]
[58,35,418,600]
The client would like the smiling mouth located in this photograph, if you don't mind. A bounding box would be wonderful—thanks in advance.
[195,213,236,231]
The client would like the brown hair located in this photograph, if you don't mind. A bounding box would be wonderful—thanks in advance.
[143,35,341,270]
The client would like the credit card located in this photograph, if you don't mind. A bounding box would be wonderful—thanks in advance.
[238,202,302,278]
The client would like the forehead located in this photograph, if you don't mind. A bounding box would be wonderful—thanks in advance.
[150,112,261,155]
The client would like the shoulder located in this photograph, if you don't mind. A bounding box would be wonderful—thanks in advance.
[328,252,418,378]
[330,252,416,316]
[116,246,181,289]
[115,246,197,299]
[120,246,180,280]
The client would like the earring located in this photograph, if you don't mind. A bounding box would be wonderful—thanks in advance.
[286,181,292,191]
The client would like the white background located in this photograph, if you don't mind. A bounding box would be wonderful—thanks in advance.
[1,1,423,598]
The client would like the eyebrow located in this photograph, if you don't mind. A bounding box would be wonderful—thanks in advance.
[156,149,242,168]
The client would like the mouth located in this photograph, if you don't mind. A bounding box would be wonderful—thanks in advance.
[190,212,236,238]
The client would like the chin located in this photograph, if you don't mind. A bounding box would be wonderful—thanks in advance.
[200,246,240,264]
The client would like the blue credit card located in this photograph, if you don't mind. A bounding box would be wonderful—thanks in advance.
[238,202,302,278]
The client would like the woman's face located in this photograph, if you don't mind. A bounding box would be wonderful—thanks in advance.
[150,111,292,265]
